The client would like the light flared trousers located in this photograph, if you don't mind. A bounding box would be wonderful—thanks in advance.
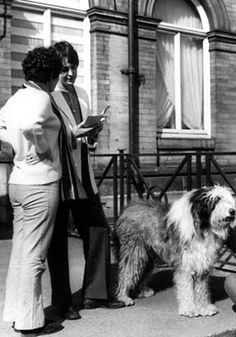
[3,182,59,330]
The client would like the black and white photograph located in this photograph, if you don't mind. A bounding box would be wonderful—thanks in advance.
[1,1,236,336]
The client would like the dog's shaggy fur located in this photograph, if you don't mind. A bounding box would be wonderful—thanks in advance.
[113,185,236,317]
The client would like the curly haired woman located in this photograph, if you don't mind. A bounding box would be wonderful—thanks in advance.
[0,47,63,336]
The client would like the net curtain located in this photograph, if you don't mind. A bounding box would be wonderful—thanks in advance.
[154,0,203,130]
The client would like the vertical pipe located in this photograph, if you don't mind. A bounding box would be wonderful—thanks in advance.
[128,0,134,154]
[128,0,138,155]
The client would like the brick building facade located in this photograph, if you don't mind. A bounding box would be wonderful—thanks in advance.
[87,0,236,161]
[1,0,236,232]
[1,0,236,159]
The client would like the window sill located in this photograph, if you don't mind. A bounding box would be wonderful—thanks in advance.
[157,129,210,139]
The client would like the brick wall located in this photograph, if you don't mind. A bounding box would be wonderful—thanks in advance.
[209,31,236,156]
[139,38,157,157]
[89,9,159,165]
[0,3,14,160]
[89,10,130,164]
[0,4,12,107]
[214,50,236,152]
[0,2,14,235]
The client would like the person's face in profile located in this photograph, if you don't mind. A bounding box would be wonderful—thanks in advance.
[59,57,78,87]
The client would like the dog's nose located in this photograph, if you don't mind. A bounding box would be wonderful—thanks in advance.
[229,209,236,216]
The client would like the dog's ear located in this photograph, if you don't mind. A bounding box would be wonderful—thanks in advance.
[190,188,220,233]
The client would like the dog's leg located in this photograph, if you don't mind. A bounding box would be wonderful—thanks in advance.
[136,263,155,299]
[194,275,218,317]
[174,270,199,317]
[136,283,155,299]
[116,241,149,306]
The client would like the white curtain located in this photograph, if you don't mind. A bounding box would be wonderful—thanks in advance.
[156,33,175,129]
[181,37,203,129]
[155,0,204,130]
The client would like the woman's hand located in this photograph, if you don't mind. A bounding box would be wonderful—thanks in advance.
[25,149,52,165]
[72,120,103,138]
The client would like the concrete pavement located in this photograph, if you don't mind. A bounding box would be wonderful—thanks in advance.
[1,237,236,337]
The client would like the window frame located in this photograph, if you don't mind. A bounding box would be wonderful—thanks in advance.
[156,1,211,139]
[11,2,91,97]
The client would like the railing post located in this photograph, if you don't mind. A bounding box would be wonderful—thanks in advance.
[113,154,118,221]
[205,153,212,186]
[126,154,132,202]
[196,150,202,188]
[186,154,192,190]
[119,149,125,213]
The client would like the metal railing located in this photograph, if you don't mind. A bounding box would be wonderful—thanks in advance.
[2,149,236,270]
[1,149,236,224]
[92,149,236,223]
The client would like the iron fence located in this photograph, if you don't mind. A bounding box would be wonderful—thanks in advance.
[1,149,236,225]
[92,149,236,223]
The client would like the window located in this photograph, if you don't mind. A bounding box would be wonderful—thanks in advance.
[154,0,210,138]
[11,4,90,96]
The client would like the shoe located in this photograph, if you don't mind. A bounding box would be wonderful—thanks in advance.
[59,305,81,320]
[83,298,126,310]
[13,320,55,333]
[19,322,64,336]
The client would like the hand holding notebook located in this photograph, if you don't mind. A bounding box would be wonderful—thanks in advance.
[82,105,110,128]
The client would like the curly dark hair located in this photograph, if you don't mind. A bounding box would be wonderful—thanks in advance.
[22,46,62,83]
[53,41,79,66]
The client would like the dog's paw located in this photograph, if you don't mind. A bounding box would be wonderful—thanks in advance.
[179,304,219,317]
[178,307,200,318]
[118,296,135,307]
[197,304,219,317]
[137,287,155,298]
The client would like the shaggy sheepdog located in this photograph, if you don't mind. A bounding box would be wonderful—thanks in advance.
[113,185,236,317]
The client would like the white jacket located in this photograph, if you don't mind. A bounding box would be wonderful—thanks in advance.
[0,82,62,185]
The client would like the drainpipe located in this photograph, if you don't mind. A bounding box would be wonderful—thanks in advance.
[128,0,138,155]
[128,0,134,154]
[127,0,145,196]
[120,0,140,155]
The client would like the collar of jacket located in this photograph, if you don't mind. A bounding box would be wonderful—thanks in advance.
[22,80,51,94]
[56,81,74,93]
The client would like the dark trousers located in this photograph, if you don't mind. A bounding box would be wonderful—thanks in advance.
[47,193,110,307]
[225,226,236,253]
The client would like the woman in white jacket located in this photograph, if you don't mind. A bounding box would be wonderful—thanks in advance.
[0,47,63,337]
